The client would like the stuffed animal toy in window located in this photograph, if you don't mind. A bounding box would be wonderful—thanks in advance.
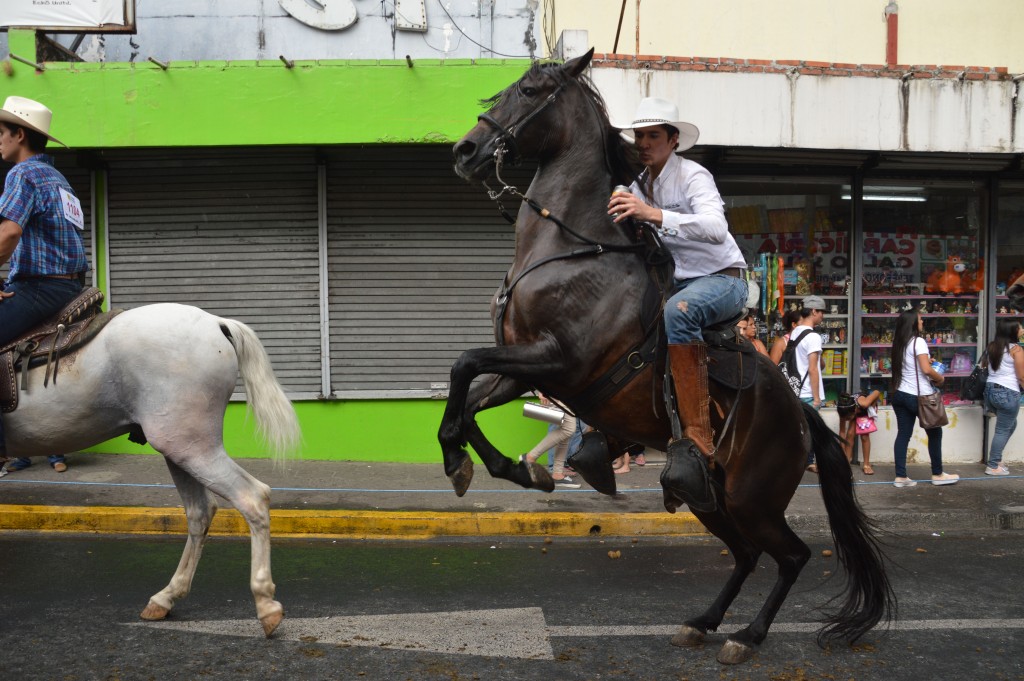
[925,254,965,294]
[960,258,984,293]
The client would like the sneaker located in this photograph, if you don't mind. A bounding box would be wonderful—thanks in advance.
[52,462,68,473]
[553,475,581,489]
[985,465,1010,476]
[931,472,960,486]
[893,477,917,488]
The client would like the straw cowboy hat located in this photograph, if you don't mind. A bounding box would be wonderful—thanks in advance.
[617,97,699,152]
[0,96,66,147]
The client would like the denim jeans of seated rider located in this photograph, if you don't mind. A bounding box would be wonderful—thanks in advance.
[0,277,83,454]
[664,274,749,344]
[984,383,1020,468]
[891,389,944,478]
[0,277,84,347]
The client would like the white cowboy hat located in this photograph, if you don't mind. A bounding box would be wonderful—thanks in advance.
[0,96,66,147]
[617,97,699,152]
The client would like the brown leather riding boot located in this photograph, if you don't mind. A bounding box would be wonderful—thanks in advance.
[661,342,718,514]
[669,343,715,459]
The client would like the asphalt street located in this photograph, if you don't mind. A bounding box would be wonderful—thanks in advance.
[1,531,1022,680]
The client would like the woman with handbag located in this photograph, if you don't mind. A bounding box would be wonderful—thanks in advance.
[889,310,959,488]
[982,319,1024,476]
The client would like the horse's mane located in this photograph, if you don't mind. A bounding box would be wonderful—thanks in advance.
[481,62,641,188]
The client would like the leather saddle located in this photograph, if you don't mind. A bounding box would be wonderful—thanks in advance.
[702,312,759,391]
[0,286,120,413]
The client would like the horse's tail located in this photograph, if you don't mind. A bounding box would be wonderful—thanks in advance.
[220,318,301,461]
[802,402,895,645]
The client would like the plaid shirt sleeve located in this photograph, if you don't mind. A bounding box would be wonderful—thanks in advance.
[0,165,37,227]
[0,156,87,280]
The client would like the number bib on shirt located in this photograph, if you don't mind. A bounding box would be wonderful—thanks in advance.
[58,186,85,230]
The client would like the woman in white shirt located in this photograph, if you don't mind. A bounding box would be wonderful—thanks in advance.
[888,310,959,488]
[983,319,1024,475]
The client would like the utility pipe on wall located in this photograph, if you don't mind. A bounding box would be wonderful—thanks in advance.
[885,1,899,66]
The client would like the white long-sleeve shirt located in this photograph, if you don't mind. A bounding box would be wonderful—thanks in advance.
[629,154,746,280]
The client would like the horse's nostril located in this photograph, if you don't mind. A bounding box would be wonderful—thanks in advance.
[453,139,476,161]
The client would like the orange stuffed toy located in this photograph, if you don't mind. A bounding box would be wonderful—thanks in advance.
[961,258,984,293]
[926,254,965,294]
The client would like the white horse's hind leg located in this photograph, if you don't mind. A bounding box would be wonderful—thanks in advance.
[141,458,218,621]
[167,449,283,637]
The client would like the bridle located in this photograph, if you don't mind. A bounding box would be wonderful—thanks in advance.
[476,80,567,169]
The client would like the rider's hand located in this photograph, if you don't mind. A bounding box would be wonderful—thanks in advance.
[608,193,661,225]
[0,290,13,302]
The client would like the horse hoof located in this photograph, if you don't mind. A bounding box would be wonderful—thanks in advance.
[717,638,758,665]
[261,607,284,638]
[140,601,170,621]
[670,624,706,648]
[525,460,555,492]
[449,457,474,497]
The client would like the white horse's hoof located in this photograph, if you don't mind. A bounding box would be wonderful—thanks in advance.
[717,638,757,665]
[140,601,170,621]
[261,604,284,637]
[671,624,706,648]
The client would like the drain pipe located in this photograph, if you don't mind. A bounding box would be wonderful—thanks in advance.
[885,1,899,65]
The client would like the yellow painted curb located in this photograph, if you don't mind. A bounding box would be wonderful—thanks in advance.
[0,504,708,538]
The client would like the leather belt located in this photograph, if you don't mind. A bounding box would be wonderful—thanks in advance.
[20,273,79,280]
[714,267,745,279]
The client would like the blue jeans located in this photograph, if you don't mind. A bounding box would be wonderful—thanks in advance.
[664,274,749,344]
[984,383,1019,468]
[0,276,83,455]
[8,454,66,471]
[891,389,944,478]
[0,276,84,346]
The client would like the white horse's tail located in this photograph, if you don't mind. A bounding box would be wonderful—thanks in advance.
[219,318,301,460]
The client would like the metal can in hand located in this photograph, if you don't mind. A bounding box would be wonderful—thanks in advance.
[611,184,631,218]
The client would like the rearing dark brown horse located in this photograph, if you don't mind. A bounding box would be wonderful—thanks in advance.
[439,48,893,665]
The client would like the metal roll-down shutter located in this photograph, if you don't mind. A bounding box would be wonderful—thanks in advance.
[324,145,532,395]
[105,148,322,395]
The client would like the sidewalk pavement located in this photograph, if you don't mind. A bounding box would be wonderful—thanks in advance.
[1,452,1022,538]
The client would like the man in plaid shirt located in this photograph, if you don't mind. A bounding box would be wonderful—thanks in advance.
[0,96,86,466]
[0,96,86,346]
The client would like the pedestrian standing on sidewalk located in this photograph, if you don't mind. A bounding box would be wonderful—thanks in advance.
[1,453,67,476]
[768,309,802,365]
[983,319,1024,476]
[737,313,769,356]
[522,394,580,488]
[889,309,958,488]
[792,296,826,472]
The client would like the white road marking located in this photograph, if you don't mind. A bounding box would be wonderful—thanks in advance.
[129,611,1024,659]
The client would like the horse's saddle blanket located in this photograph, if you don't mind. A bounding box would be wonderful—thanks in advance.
[706,336,759,391]
[0,287,121,413]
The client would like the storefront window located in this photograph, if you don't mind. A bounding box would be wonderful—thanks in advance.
[858,180,987,406]
[721,177,852,404]
[995,182,1024,315]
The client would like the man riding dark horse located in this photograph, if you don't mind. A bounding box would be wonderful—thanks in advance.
[608,97,748,512]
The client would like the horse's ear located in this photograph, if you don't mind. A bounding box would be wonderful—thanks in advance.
[562,47,595,79]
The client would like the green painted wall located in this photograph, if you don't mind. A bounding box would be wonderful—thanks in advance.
[4,29,550,462]
[3,30,530,148]
[83,398,556,463]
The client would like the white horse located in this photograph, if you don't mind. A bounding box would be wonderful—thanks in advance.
[2,303,301,636]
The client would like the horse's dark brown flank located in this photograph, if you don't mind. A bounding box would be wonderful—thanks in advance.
[440,47,894,663]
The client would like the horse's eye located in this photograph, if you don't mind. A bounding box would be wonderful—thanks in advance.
[521,86,538,97]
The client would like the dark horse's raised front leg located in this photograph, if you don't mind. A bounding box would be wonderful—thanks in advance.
[438,340,567,495]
